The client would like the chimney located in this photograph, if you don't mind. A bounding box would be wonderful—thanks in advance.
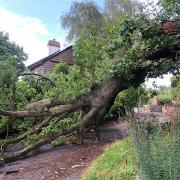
[47,39,60,55]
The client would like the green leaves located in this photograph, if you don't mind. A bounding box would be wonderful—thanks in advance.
[0,32,27,73]
[171,75,180,104]
[48,65,89,100]
[0,32,27,111]
[60,1,104,42]
[158,0,180,20]
[16,81,36,108]
[0,116,11,130]
[0,57,18,85]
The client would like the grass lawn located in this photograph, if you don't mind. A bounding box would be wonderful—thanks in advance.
[81,137,137,180]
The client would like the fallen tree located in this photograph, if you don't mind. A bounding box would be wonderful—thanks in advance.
[0,16,179,163]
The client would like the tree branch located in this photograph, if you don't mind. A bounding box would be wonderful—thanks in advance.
[19,73,56,87]
[3,121,80,162]
[3,107,99,162]
[0,101,87,118]
[25,98,71,110]
[0,116,54,146]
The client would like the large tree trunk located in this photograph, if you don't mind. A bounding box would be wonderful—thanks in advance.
[1,76,130,162]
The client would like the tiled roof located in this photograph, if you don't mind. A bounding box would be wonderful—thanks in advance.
[28,45,72,71]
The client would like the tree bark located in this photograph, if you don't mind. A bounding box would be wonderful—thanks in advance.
[0,101,87,118]
[11,83,17,111]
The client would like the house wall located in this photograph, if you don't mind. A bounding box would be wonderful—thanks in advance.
[50,46,73,65]
[42,61,57,74]
[31,46,73,74]
[32,66,43,74]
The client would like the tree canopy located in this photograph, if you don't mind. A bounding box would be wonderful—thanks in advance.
[0,32,27,111]
[60,1,104,42]
[0,32,27,73]
[104,0,143,19]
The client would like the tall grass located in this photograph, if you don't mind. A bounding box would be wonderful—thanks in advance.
[132,117,180,180]
[82,114,180,180]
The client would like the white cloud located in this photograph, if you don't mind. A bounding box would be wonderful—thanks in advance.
[0,7,52,65]
[145,74,173,88]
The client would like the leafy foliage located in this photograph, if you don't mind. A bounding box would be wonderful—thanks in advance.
[73,33,111,84]
[104,0,143,19]
[157,86,172,104]
[47,64,90,100]
[16,81,37,108]
[0,32,27,110]
[158,0,180,20]
[0,57,18,110]
[0,117,11,131]
[51,137,65,147]
[105,14,177,80]
[0,32,27,73]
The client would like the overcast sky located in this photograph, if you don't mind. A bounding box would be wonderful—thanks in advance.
[0,0,171,87]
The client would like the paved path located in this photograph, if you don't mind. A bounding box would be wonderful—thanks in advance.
[0,121,130,180]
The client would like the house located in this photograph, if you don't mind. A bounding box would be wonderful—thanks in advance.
[28,39,73,74]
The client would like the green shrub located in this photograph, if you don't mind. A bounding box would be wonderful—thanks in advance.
[158,95,171,105]
[11,117,36,131]
[171,75,180,104]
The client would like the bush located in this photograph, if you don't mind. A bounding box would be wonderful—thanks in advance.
[108,86,149,119]
[158,95,171,105]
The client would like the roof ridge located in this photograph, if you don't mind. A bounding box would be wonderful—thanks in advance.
[28,45,72,70]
